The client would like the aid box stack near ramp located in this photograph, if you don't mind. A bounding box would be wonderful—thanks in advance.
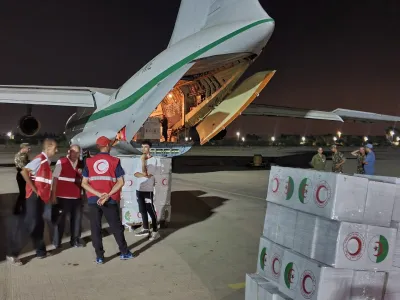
[117,155,172,228]
[354,173,400,299]
[245,166,400,300]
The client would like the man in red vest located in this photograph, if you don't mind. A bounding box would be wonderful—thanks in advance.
[6,138,58,266]
[51,144,85,248]
[81,136,133,264]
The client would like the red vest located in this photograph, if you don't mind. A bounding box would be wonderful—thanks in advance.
[56,157,82,199]
[85,153,121,201]
[26,153,52,203]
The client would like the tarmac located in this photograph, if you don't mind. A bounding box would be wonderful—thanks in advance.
[0,147,399,299]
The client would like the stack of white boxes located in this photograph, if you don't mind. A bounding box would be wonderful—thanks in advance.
[246,166,400,300]
[117,155,172,228]
[354,174,400,299]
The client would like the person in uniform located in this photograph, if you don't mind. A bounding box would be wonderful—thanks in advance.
[134,140,160,240]
[81,136,133,264]
[351,147,366,174]
[310,147,326,171]
[331,145,346,173]
[14,143,31,214]
[51,144,85,248]
[6,138,58,265]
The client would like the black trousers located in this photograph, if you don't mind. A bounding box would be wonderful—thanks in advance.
[88,203,128,258]
[52,198,83,246]
[136,191,158,232]
[14,170,26,215]
[7,193,49,257]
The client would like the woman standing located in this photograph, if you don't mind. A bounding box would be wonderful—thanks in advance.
[351,147,366,174]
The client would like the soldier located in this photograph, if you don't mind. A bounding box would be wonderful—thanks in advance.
[331,145,346,173]
[14,143,31,214]
[310,147,326,171]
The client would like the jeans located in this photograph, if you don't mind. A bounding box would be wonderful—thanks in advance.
[52,198,83,246]
[7,193,49,257]
[88,203,128,258]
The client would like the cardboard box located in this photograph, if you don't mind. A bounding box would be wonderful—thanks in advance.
[257,236,286,283]
[350,271,386,300]
[245,273,269,300]
[121,205,171,225]
[267,166,395,226]
[265,203,397,271]
[279,248,353,300]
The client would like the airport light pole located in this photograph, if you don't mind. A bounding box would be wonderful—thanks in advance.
[337,131,342,139]
[236,131,240,141]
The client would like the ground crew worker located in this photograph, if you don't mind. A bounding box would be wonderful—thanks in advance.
[134,140,160,240]
[310,147,326,171]
[81,136,133,264]
[14,143,31,214]
[51,144,85,248]
[6,138,58,266]
[364,144,376,175]
[331,145,346,173]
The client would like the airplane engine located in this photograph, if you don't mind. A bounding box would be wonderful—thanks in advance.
[18,115,41,136]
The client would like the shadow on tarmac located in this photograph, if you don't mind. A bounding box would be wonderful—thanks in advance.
[0,190,227,263]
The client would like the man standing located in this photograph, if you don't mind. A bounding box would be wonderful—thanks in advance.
[7,138,58,265]
[14,143,31,214]
[134,140,160,241]
[331,145,346,173]
[310,147,326,171]
[363,144,376,175]
[51,144,85,248]
[81,136,133,264]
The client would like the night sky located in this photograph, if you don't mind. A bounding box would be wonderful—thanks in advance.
[0,0,399,138]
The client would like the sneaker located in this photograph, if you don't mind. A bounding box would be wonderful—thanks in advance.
[70,240,85,248]
[135,228,150,237]
[120,251,134,260]
[96,257,104,264]
[6,256,23,266]
[149,231,160,241]
[36,252,52,259]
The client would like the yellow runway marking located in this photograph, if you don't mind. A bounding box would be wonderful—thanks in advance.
[228,282,246,290]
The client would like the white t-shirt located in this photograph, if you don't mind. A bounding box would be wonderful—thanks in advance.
[135,157,157,192]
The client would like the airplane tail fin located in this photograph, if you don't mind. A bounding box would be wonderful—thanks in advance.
[168,0,272,47]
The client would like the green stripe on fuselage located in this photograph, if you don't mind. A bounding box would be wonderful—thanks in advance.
[67,18,274,128]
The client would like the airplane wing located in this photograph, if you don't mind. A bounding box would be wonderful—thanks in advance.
[242,104,400,124]
[0,85,115,107]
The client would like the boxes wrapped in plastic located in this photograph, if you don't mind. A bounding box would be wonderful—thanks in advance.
[245,273,269,300]
[154,188,171,206]
[119,156,139,175]
[279,248,353,300]
[355,174,400,223]
[122,175,136,192]
[385,269,400,295]
[267,166,395,226]
[350,271,386,300]
[265,203,397,271]
[121,205,171,225]
[390,222,400,268]
[258,282,292,300]
[257,236,286,283]
[263,202,297,249]
[157,157,172,174]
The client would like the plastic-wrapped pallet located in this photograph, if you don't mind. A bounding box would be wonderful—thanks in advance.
[267,166,396,227]
[351,271,386,300]
[384,269,400,299]
[389,222,400,267]
[279,248,353,299]
[121,204,171,225]
[245,274,292,300]
[355,174,400,223]
[264,203,397,271]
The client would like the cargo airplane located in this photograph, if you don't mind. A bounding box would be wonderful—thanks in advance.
[1,0,400,157]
